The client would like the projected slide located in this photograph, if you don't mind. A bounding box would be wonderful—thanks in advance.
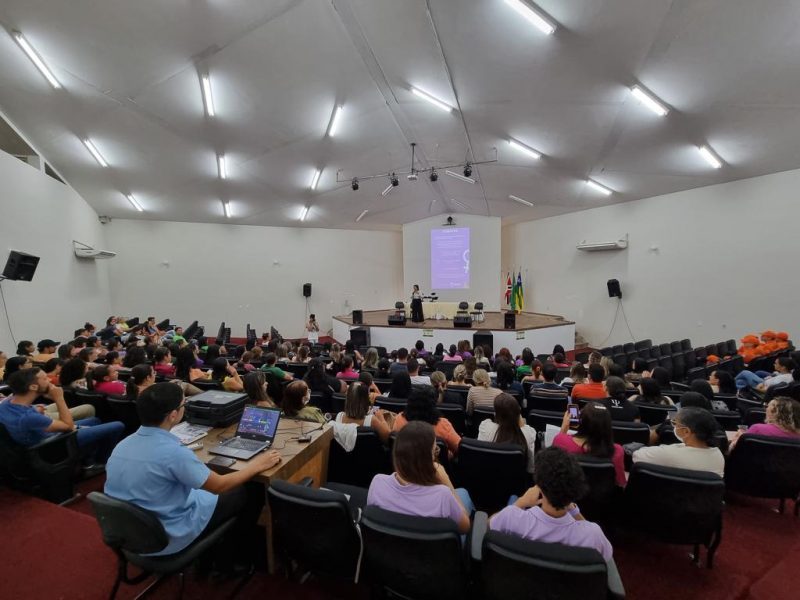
[431,228,470,289]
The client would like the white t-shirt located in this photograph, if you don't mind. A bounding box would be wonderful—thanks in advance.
[763,372,794,389]
[632,443,724,477]
[478,420,537,473]
[410,375,432,386]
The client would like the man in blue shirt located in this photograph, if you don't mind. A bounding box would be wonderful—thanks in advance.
[531,363,568,399]
[0,368,124,466]
[105,383,280,564]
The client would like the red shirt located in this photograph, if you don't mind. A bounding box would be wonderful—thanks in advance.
[154,363,177,377]
[570,381,606,400]
[93,380,126,396]
[552,433,626,487]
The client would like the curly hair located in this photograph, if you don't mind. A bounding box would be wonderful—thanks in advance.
[533,447,588,510]
[768,396,800,433]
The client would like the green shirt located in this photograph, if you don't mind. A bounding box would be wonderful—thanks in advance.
[261,364,288,379]
[515,365,532,380]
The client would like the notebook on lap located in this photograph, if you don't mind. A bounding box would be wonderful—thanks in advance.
[208,405,281,460]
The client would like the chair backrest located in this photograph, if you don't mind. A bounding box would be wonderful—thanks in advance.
[671,353,686,381]
[526,409,564,448]
[611,420,651,445]
[743,408,767,427]
[191,379,224,391]
[725,434,800,500]
[670,341,683,354]
[683,349,697,370]
[634,402,677,427]
[455,438,528,513]
[267,480,361,580]
[434,361,457,379]
[308,391,331,414]
[360,506,467,600]
[681,339,692,351]
[468,408,495,438]
[458,301,469,310]
[437,404,466,436]
[0,423,29,476]
[624,463,724,546]
[686,366,707,384]
[711,410,741,431]
[622,342,635,354]
[528,394,568,413]
[375,397,407,413]
[634,339,652,351]
[575,455,619,522]
[106,396,141,435]
[395,301,405,310]
[480,531,609,600]
[284,363,310,379]
[658,355,673,378]
[87,491,168,554]
[327,427,391,487]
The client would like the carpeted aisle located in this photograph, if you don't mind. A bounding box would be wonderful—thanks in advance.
[1,485,798,599]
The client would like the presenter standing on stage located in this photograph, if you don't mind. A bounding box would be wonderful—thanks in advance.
[306,314,320,344]
[410,285,425,323]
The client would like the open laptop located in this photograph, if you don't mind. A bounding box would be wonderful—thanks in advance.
[208,405,281,460]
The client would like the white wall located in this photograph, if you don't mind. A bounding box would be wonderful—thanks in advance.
[403,214,502,309]
[0,151,112,351]
[503,168,800,349]
[105,219,403,339]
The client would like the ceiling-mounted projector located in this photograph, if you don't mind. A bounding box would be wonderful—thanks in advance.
[73,240,116,259]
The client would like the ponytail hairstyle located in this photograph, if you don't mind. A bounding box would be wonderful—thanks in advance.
[126,363,154,400]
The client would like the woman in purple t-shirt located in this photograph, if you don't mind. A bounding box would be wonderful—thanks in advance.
[731,396,800,448]
[367,421,472,533]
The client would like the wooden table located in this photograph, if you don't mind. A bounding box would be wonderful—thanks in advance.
[193,418,334,572]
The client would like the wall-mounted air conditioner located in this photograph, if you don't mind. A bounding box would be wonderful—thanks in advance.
[73,241,116,259]
[576,234,628,252]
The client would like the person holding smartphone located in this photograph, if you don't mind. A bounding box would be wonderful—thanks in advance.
[306,314,320,344]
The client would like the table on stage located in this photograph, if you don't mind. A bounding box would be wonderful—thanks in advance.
[193,417,334,573]
[421,300,477,319]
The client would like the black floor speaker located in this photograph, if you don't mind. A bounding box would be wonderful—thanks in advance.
[504,312,516,329]
[453,315,472,328]
[387,315,406,326]
[352,310,363,325]
[2,251,40,281]
[350,327,370,347]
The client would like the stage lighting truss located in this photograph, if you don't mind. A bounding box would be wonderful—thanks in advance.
[336,142,497,192]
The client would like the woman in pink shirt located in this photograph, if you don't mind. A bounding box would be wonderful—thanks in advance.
[91,365,127,396]
[336,356,359,380]
[552,402,626,487]
[732,396,800,447]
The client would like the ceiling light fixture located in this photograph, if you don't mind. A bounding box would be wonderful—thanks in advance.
[12,31,61,89]
[630,85,669,117]
[508,139,542,160]
[300,205,309,221]
[450,198,469,210]
[126,194,144,212]
[327,104,344,137]
[82,139,108,167]
[446,169,475,184]
[356,209,368,222]
[222,200,232,218]
[503,0,556,35]
[411,86,454,113]
[217,154,227,179]
[586,179,613,196]
[310,168,321,190]
[201,74,215,117]
[697,145,723,169]
[509,194,534,207]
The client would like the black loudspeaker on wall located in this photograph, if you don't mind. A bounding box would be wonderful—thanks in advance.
[2,251,40,282]
[607,279,622,299]
[350,327,370,348]
[504,312,516,330]
[473,333,494,355]
[352,310,363,325]
[302,283,312,298]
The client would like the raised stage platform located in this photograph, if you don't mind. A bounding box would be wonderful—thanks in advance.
[332,310,575,356]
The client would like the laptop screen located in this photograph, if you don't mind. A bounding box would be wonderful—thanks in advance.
[237,406,281,439]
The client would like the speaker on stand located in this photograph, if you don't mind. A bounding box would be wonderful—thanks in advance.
[352,310,363,325]
[504,312,516,330]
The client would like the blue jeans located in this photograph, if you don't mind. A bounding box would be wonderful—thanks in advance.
[455,487,475,515]
[75,417,125,464]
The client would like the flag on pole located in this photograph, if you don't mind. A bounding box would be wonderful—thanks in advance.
[514,271,524,312]
[510,274,518,312]
[504,272,512,306]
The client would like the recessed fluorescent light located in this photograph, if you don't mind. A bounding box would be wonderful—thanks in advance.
[356,209,369,222]
[697,145,723,169]
[327,105,344,137]
[586,179,613,196]
[222,200,232,218]
[503,0,556,35]
[445,170,475,184]
[411,87,455,113]
[309,168,321,190]
[126,194,144,212]
[509,194,534,207]
[82,139,108,167]
[13,31,61,89]
[381,184,394,197]
[630,85,669,117]
[201,74,215,117]
[300,206,309,221]
[450,198,469,210]
[217,154,227,179]
[509,139,542,160]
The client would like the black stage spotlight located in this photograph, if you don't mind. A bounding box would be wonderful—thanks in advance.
[351,177,359,191]
[463,162,472,178]
[390,172,399,186]
[429,168,438,182]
